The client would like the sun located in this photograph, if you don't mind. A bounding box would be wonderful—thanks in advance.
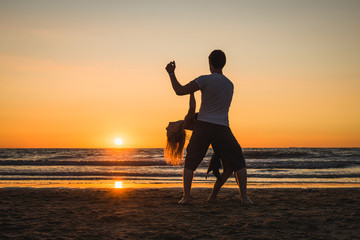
[114,138,123,146]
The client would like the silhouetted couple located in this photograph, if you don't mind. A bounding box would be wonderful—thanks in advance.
[165,50,252,205]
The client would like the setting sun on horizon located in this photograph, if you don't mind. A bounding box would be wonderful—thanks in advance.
[1,1,359,148]
[114,138,123,146]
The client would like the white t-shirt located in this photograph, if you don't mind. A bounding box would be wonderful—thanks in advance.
[194,73,234,126]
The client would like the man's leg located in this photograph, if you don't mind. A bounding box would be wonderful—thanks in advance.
[179,167,194,204]
[181,121,211,204]
[235,168,253,204]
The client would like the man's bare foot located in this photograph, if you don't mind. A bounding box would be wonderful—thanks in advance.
[241,196,253,205]
[178,197,191,204]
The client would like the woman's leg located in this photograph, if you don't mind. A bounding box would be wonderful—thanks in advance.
[208,159,232,201]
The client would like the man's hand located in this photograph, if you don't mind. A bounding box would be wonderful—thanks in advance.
[165,60,199,95]
[166,61,176,74]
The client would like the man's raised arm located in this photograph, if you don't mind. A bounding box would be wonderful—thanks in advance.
[165,61,200,95]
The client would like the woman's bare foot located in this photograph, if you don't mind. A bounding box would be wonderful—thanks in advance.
[241,196,253,205]
[178,197,191,204]
[207,197,220,203]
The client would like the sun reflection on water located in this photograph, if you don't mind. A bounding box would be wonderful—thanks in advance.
[115,181,123,188]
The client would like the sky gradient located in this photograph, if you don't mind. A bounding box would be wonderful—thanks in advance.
[1,0,359,148]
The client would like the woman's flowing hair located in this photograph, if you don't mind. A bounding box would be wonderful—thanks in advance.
[164,129,186,166]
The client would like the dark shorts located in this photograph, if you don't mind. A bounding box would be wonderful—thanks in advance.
[184,120,246,171]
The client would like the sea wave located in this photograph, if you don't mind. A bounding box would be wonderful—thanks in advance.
[1,171,359,179]
[0,160,168,166]
[1,148,359,186]
[0,159,358,169]
[243,148,360,159]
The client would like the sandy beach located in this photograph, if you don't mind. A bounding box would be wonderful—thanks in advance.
[1,187,359,239]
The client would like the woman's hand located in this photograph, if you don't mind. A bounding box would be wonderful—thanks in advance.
[166,61,176,74]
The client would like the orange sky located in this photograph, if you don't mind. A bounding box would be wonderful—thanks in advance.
[1,0,359,148]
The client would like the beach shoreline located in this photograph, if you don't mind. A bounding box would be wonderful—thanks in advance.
[2,179,360,189]
[1,187,359,239]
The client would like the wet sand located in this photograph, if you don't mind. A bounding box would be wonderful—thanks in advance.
[1,187,359,239]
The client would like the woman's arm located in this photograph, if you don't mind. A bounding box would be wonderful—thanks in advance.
[189,93,195,113]
[183,93,196,130]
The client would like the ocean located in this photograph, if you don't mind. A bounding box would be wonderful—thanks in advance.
[0,148,359,188]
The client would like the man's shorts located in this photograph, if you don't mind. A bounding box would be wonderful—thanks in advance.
[184,120,246,171]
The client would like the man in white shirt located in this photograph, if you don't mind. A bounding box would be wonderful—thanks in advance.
[166,50,252,204]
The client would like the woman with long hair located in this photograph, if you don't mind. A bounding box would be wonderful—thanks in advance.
[164,93,195,166]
